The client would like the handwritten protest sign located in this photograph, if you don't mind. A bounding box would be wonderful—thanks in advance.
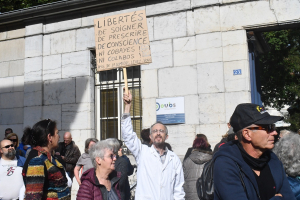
[94,10,152,71]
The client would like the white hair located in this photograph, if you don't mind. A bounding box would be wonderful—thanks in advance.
[280,129,292,138]
[89,140,113,169]
[105,138,121,154]
[273,133,300,177]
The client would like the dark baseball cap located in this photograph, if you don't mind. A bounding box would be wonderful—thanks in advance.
[230,103,283,132]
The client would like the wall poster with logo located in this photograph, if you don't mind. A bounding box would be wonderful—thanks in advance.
[156,97,185,124]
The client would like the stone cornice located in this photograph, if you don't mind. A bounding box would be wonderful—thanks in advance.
[0,0,142,26]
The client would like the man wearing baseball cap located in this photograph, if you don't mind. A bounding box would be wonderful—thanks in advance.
[213,103,295,200]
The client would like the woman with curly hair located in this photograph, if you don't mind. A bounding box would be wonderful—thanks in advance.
[273,132,300,200]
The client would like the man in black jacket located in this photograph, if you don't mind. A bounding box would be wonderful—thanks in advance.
[55,132,81,180]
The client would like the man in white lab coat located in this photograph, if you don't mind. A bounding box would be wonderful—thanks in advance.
[122,91,185,200]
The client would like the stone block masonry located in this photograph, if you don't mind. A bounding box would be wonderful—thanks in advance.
[0,39,25,62]
[50,30,76,55]
[197,62,225,94]
[141,39,172,70]
[24,57,42,82]
[158,65,198,97]
[25,35,43,58]
[43,54,62,81]
[154,12,187,40]
[173,36,196,67]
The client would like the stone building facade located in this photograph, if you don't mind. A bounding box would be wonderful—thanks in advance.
[0,1,299,194]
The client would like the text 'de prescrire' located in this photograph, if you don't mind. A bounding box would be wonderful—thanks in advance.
[94,10,152,71]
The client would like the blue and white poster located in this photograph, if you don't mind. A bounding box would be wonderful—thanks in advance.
[156,97,185,124]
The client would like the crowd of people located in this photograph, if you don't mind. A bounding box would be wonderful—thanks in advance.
[0,121,135,200]
[1,90,300,200]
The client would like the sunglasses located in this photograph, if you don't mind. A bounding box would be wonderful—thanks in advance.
[1,144,14,149]
[9,139,17,142]
[247,124,276,132]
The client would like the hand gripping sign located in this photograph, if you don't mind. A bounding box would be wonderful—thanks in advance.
[94,10,152,94]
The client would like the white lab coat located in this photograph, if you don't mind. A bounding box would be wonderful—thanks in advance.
[121,116,185,200]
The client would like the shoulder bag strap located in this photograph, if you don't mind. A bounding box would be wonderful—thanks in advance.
[235,162,249,200]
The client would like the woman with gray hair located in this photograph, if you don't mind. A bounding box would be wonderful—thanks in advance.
[273,132,300,200]
[76,140,121,200]
[74,138,98,185]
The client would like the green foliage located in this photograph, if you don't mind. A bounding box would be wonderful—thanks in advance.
[0,0,60,13]
[288,108,300,132]
[260,29,300,131]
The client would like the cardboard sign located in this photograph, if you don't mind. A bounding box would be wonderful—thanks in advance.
[94,10,152,71]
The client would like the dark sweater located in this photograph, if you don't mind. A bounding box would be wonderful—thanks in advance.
[115,156,131,200]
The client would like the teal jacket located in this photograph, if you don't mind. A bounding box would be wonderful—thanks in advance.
[288,176,300,200]
[16,155,26,167]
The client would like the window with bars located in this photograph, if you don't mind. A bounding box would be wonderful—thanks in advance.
[92,50,142,140]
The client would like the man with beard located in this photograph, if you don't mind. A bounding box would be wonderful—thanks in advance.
[122,91,185,200]
[0,139,26,199]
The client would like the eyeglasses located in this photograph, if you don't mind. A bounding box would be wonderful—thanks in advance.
[8,139,17,142]
[151,129,166,134]
[1,144,14,149]
[105,154,117,160]
[246,124,276,132]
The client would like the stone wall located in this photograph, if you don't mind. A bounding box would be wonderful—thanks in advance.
[141,0,300,154]
[0,0,300,197]
[0,20,95,150]
[0,28,25,138]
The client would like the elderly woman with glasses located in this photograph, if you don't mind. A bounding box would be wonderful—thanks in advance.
[77,140,121,200]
